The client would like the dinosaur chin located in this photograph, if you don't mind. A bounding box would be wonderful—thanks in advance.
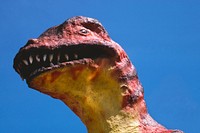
[14,44,119,82]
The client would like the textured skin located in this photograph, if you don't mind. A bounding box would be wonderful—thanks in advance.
[13,16,183,133]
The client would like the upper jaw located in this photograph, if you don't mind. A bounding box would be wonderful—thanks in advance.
[13,43,119,81]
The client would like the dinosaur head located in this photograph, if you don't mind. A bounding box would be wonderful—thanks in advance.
[14,16,135,82]
[13,16,137,103]
[13,16,142,131]
[13,16,182,133]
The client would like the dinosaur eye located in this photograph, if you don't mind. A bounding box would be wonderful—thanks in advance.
[79,29,89,35]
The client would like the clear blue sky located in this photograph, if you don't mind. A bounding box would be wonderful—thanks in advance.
[0,1,199,133]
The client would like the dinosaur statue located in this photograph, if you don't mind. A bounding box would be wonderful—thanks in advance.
[13,16,183,133]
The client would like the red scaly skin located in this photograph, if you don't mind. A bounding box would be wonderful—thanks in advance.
[13,16,183,133]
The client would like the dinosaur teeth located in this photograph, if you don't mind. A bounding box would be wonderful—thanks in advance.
[29,56,33,64]
[50,62,54,67]
[65,54,69,60]
[49,54,53,62]
[74,54,78,59]
[16,68,20,74]
[57,54,60,62]
[43,54,47,62]
[36,55,40,62]
[23,60,29,65]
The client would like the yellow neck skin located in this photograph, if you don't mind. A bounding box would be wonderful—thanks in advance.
[29,65,141,133]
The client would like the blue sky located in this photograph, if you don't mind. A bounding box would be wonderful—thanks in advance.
[0,1,200,133]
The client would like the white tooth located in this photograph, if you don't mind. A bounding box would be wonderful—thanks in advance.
[74,54,78,59]
[49,54,53,62]
[65,54,69,60]
[23,60,29,65]
[50,63,54,67]
[29,56,33,64]
[43,54,47,61]
[16,68,20,73]
[57,54,60,62]
[36,55,40,62]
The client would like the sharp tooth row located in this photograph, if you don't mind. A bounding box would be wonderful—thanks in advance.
[22,53,80,66]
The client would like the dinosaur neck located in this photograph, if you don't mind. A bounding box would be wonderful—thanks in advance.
[61,78,144,133]
[29,64,168,133]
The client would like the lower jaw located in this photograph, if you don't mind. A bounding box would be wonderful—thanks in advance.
[26,57,115,82]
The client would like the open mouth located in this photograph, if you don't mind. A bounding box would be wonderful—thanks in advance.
[13,44,118,80]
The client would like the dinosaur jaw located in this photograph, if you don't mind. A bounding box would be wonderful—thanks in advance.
[13,44,118,81]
